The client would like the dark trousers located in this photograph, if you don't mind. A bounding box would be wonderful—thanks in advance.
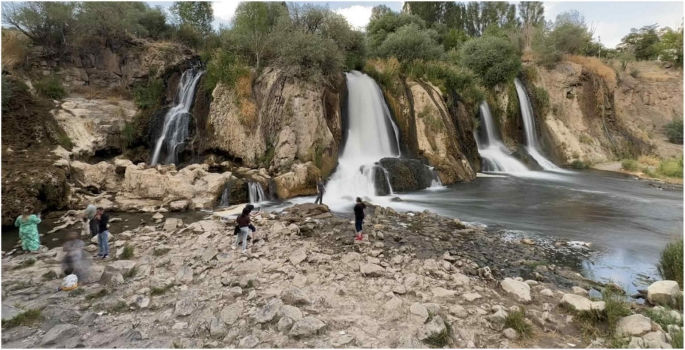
[314,192,323,204]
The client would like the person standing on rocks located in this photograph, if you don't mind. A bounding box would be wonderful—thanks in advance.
[354,197,366,241]
[63,231,89,283]
[84,204,98,238]
[14,207,41,253]
[314,176,325,205]
[235,208,252,253]
[94,207,110,259]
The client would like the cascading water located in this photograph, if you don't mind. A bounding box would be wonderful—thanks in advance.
[219,183,230,207]
[514,78,560,170]
[150,69,205,166]
[324,71,401,201]
[428,166,444,188]
[248,182,266,204]
[475,102,529,173]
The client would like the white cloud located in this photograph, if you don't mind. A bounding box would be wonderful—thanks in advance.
[334,5,373,31]
[212,1,240,23]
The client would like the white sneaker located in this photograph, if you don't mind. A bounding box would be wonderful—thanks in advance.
[231,246,236,250]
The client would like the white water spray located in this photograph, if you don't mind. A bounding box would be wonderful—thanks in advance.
[150,69,204,165]
[248,182,266,204]
[324,71,401,202]
[475,102,529,173]
[514,78,560,170]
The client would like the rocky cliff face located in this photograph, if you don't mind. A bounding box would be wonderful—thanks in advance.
[367,64,478,184]
[203,68,345,199]
[523,59,683,165]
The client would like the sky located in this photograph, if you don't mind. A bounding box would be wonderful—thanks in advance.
[149,1,683,48]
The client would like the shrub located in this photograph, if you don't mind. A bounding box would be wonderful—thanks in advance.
[657,158,683,178]
[571,160,590,169]
[638,155,660,166]
[151,283,175,296]
[657,238,683,287]
[673,328,684,349]
[621,159,638,171]
[272,28,344,82]
[34,75,67,100]
[642,167,657,178]
[665,118,683,144]
[533,86,550,116]
[460,36,521,88]
[644,306,682,330]
[132,77,164,109]
[579,134,593,145]
[629,68,640,78]
[120,122,135,149]
[1,309,42,328]
[504,307,532,338]
[376,23,444,62]
[203,50,250,93]
[602,288,631,335]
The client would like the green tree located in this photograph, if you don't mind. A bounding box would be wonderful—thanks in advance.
[658,26,684,65]
[232,1,287,70]
[443,28,469,51]
[371,5,393,21]
[620,24,660,60]
[367,12,427,56]
[519,1,545,49]
[460,35,521,87]
[321,12,367,70]
[170,1,213,39]
[1,2,78,53]
[376,23,444,62]
[402,2,443,27]
[77,2,168,40]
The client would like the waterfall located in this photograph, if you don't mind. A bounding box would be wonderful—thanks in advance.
[428,166,443,188]
[248,182,266,204]
[219,183,230,207]
[150,69,204,166]
[475,102,529,173]
[324,71,401,201]
[514,78,560,170]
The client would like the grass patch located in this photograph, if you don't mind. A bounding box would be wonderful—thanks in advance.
[621,159,638,172]
[504,307,533,338]
[638,155,660,167]
[42,270,58,281]
[602,288,631,335]
[153,248,171,257]
[85,289,109,301]
[579,134,593,145]
[629,68,640,78]
[643,307,682,330]
[120,246,134,260]
[672,328,684,349]
[34,75,67,100]
[657,238,683,288]
[258,145,275,169]
[1,309,42,328]
[422,318,452,347]
[120,122,135,149]
[124,266,138,279]
[566,55,617,89]
[13,258,36,270]
[150,283,175,296]
[524,260,548,269]
[107,301,128,314]
[657,158,683,178]
[132,76,164,109]
[571,160,590,169]
[68,288,86,297]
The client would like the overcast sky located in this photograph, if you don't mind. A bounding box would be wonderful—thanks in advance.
[149,1,684,49]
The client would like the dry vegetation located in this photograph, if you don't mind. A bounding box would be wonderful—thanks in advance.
[1,30,29,69]
[565,55,617,89]
[235,73,258,130]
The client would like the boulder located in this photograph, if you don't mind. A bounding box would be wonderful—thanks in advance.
[560,293,605,312]
[163,218,182,232]
[449,304,468,318]
[238,335,260,348]
[289,248,307,265]
[278,305,303,321]
[616,314,653,337]
[647,281,681,306]
[220,302,243,325]
[255,298,283,324]
[41,324,78,346]
[100,260,137,284]
[410,302,429,323]
[174,298,195,317]
[501,278,532,303]
[175,266,193,284]
[1,304,22,321]
[360,263,385,277]
[274,163,321,199]
[417,315,447,341]
[209,318,227,339]
[431,287,457,299]
[289,317,326,338]
[503,328,519,340]
[379,158,435,194]
[281,288,311,306]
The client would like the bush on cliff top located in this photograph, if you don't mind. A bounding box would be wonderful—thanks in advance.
[665,118,683,144]
[460,36,521,88]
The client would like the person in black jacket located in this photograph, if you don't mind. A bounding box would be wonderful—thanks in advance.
[353,197,366,241]
[94,207,110,259]
[314,177,325,205]
[234,208,252,253]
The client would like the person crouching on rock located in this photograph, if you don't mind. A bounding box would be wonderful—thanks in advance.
[354,197,366,241]
[63,231,89,283]
[235,208,252,253]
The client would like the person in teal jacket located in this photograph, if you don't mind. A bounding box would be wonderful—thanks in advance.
[14,207,41,252]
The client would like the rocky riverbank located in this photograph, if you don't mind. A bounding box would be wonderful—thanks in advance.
[1,204,682,348]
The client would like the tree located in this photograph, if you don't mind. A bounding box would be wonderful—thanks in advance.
[320,12,367,70]
[519,1,545,49]
[376,23,444,62]
[170,1,213,39]
[232,2,287,70]
[371,5,393,21]
[443,28,469,51]
[460,35,521,87]
[77,2,166,41]
[658,26,684,65]
[402,2,443,27]
[620,24,661,61]
[367,12,427,56]
[1,2,78,53]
